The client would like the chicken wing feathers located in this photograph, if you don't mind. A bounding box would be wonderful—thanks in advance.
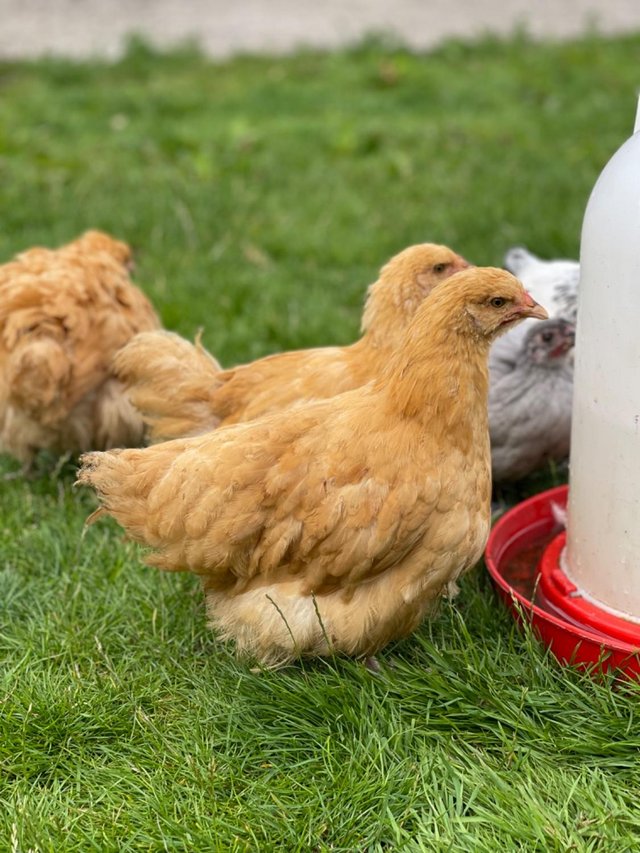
[115,243,470,441]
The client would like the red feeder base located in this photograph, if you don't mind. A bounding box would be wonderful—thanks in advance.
[485,485,640,678]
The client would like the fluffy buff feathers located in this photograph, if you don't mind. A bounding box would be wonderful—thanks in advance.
[79,267,547,666]
[0,230,160,469]
[114,243,470,442]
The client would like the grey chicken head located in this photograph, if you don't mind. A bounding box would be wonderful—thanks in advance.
[522,318,575,367]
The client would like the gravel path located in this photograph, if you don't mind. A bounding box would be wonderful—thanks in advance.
[1,0,640,60]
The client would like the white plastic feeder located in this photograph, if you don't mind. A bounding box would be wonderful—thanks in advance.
[565,98,640,623]
[485,100,640,676]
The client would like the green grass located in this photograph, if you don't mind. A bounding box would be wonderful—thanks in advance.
[2,32,640,851]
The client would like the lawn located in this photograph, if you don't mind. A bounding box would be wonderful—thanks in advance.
[2,31,640,851]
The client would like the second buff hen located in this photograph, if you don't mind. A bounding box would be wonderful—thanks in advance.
[0,230,161,470]
[114,243,469,441]
[79,268,547,666]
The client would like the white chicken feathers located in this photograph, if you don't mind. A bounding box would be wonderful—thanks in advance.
[490,246,579,382]
[490,318,575,483]
[488,247,579,482]
[503,246,579,320]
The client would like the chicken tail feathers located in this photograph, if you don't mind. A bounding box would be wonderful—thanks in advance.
[85,506,107,526]
[91,377,148,450]
[7,337,73,425]
[113,330,223,443]
[77,447,154,540]
[77,442,195,572]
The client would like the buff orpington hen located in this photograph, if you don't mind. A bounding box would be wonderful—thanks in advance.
[79,267,547,666]
[114,243,469,442]
[0,230,161,473]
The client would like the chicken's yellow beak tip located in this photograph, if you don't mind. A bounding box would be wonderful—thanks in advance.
[522,292,549,320]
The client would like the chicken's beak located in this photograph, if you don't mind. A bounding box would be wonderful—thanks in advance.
[518,291,548,320]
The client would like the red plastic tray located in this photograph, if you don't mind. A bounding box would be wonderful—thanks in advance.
[485,485,640,678]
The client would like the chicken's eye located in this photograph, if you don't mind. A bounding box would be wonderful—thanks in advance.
[541,331,554,343]
[490,297,507,308]
[433,263,447,273]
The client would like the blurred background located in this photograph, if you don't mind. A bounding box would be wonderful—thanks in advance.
[3,5,640,852]
[1,0,639,363]
[2,0,640,59]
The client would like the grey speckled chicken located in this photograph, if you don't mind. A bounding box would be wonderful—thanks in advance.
[490,318,575,483]
[491,246,579,382]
